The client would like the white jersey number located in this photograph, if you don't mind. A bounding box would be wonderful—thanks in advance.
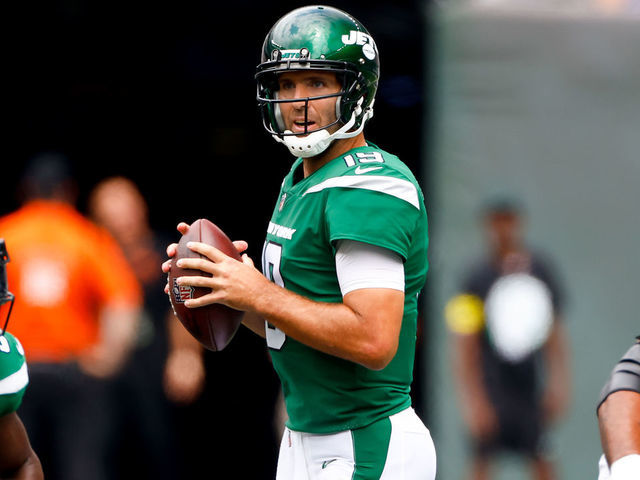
[343,151,384,167]
[262,241,286,350]
[0,336,9,353]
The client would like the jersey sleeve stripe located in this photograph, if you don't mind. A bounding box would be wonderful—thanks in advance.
[0,362,28,395]
[302,175,421,210]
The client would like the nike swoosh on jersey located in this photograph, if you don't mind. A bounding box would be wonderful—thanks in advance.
[321,459,337,469]
[354,165,383,174]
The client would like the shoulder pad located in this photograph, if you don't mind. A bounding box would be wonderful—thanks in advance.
[597,341,640,413]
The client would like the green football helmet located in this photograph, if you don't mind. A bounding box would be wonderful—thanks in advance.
[256,5,380,157]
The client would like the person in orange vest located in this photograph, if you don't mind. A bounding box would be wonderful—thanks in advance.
[0,153,142,480]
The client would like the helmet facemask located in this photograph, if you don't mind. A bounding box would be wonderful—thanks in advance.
[256,63,374,158]
[0,240,15,335]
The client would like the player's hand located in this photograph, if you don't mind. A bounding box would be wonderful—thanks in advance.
[162,222,190,279]
[174,241,266,312]
[162,223,248,294]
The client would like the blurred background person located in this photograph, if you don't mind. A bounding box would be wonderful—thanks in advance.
[0,153,142,480]
[88,176,206,479]
[597,335,640,480]
[445,198,571,480]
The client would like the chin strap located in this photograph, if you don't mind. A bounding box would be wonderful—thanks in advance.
[274,98,374,158]
[0,295,14,336]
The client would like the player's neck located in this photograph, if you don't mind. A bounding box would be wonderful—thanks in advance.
[303,133,366,178]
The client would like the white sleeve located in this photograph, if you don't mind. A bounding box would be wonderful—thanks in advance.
[599,454,611,480]
[334,240,405,296]
[610,454,640,480]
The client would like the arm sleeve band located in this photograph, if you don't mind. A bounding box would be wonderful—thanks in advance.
[598,341,640,413]
[335,240,405,296]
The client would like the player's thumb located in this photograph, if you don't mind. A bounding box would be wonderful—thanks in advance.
[233,240,249,253]
[241,253,254,267]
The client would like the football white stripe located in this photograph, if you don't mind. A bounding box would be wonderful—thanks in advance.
[302,175,420,209]
[0,362,28,396]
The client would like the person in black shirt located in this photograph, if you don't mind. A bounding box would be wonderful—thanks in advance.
[446,199,571,480]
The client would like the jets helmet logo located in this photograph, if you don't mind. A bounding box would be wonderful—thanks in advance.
[341,30,377,60]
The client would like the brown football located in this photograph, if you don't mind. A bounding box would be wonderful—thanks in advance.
[168,219,243,351]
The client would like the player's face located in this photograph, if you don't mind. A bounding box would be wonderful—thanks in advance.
[277,71,342,136]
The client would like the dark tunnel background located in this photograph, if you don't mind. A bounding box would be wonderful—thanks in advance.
[4,1,432,478]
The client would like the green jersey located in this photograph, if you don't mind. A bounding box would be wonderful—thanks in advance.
[0,332,29,417]
[262,143,429,433]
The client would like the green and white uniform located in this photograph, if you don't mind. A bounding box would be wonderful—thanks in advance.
[258,5,435,478]
[263,143,433,479]
[263,144,436,480]
[0,332,29,417]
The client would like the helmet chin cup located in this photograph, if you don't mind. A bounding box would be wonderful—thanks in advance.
[274,129,333,158]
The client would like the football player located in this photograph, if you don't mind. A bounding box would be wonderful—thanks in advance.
[597,336,640,480]
[163,6,434,479]
[0,240,43,479]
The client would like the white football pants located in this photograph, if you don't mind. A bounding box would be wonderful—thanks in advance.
[275,407,436,480]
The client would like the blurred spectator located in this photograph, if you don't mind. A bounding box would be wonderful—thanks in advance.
[88,176,205,479]
[0,153,142,480]
[445,198,571,480]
